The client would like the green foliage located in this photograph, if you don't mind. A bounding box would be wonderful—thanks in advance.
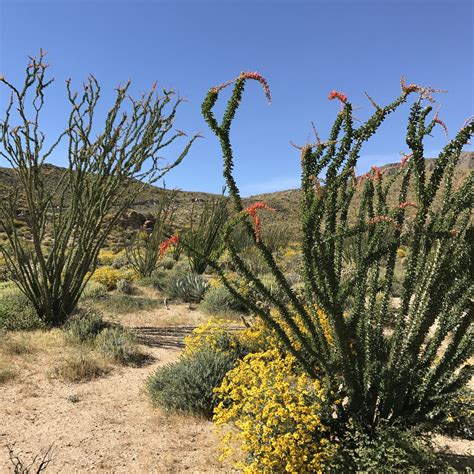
[95,326,146,365]
[0,286,43,330]
[181,194,229,274]
[116,279,133,295]
[127,189,178,277]
[146,346,234,418]
[91,293,158,314]
[66,309,108,343]
[166,272,209,302]
[0,52,198,326]
[329,423,446,473]
[201,284,248,315]
[436,389,474,440]
[81,281,108,300]
[202,72,474,434]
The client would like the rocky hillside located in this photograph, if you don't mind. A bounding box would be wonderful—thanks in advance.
[0,152,472,238]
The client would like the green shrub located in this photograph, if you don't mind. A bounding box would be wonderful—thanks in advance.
[81,281,108,300]
[166,272,209,302]
[0,287,43,330]
[137,269,168,290]
[66,309,108,343]
[201,285,247,315]
[158,256,175,270]
[94,294,159,314]
[88,266,133,291]
[328,423,446,473]
[116,279,133,295]
[436,389,474,440]
[111,253,130,269]
[146,347,234,418]
[95,326,147,365]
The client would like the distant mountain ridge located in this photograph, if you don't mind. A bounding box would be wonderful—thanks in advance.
[0,152,472,232]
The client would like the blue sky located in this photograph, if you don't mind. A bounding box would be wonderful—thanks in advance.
[1,0,473,196]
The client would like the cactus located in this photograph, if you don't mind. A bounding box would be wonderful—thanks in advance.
[0,51,198,326]
[201,71,473,430]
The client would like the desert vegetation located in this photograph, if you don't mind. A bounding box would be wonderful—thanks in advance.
[0,53,472,472]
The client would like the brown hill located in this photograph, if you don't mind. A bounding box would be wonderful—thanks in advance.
[0,151,472,240]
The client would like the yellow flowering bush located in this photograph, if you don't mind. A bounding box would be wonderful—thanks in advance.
[88,266,134,291]
[184,317,268,359]
[213,348,338,473]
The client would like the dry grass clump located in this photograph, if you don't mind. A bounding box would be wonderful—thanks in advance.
[53,352,110,383]
[0,332,34,356]
[0,364,16,383]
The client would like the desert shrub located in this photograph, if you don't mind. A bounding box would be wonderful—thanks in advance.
[158,256,175,270]
[436,389,474,440]
[0,334,32,356]
[116,279,133,295]
[94,294,159,314]
[66,309,108,344]
[111,253,130,269]
[214,348,338,472]
[54,352,108,382]
[95,326,147,365]
[166,272,209,302]
[97,249,117,266]
[184,318,261,360]
[81,281,107,300]
[328,423,446,473]
[0,365,16,383]
[89,267,133,291]
[137,269,168,290]
[147,347,234,418]
[0,287,43,331]
[7,444,54,474]
[201,284,248,315]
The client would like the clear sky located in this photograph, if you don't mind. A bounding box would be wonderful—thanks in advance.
[1,0,473,196]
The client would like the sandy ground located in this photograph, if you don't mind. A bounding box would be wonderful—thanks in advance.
[0,303,232,473]
[0,300,471,472]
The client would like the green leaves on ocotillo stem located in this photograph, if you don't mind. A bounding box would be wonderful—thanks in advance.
[0,52,197,326]
[202,72,473,431]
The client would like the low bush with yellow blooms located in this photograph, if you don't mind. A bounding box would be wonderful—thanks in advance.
[213,348,338,473]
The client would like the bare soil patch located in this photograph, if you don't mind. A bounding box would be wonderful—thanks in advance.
[0,303,231,472]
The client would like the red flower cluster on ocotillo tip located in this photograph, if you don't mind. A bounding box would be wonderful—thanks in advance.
[367,215,401,230]
[400,75,447,102]
[239,71,272,103]
[244,202,275,242]
[433,115,449,137]
[328,90,348,104]
[159,234,179,257]
[399,201,418,209]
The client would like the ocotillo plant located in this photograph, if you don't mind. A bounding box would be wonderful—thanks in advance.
[181,194,229,274]
[202,71,473,430]
[0,51,199,326]
[127,189,178,277]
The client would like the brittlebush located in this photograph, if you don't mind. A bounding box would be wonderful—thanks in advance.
[213,349,339,473]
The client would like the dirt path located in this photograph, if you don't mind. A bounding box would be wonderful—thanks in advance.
[0,322,229,472]
[0,347,226,472]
